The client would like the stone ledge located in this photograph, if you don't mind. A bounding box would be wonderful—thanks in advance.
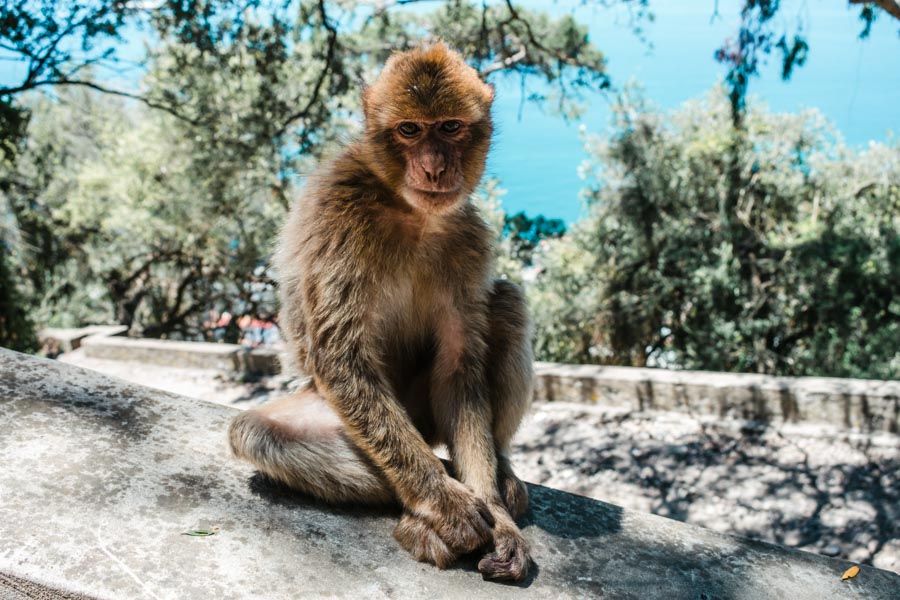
[534,361,899,433]
[38,325,129,353]
[1,348,898,599]
[52,329,898,432]
[79,334,281,375]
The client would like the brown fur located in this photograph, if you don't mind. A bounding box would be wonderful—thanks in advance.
[228,43,534,581]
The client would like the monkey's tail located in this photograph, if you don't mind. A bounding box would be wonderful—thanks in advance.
[228,408,396,506]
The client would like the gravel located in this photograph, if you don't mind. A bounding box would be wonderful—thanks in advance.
[58,349,900,573]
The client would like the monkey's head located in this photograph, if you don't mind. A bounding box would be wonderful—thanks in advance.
[362,42,494,214]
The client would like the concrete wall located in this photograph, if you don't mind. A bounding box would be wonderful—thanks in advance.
[42,327,899,432]
[41,326,281,375]
[533,362,899,433]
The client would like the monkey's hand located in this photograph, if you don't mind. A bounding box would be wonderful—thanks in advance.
[394,475,494,567]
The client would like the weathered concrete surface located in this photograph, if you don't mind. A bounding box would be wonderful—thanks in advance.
[1,349,897,600]
[51,348,900,569]
[80,335,281,375]
[534,362,899,433]
[38,326,128,354]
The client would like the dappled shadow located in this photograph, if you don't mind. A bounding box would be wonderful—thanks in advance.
[229,383,275,406]
[523,482,622,539]
[514,403,899,568]
[0,351,160,440]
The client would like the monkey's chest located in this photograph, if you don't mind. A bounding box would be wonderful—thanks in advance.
[375,275,434,341]
[372,254,472,362]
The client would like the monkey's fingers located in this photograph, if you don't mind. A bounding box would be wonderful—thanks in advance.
[431,501,494,554]
[393,513,456,569]
[477,528,531,582]
[475,498,496,529]
[435,483,496,551]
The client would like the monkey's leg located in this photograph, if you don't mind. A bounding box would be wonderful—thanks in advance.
[484,278,533,520]
[473,278,534,580]
[475,279,537,580]
[228,388,395,505]
[231,384,474,568]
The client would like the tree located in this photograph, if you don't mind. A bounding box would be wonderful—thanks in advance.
[0,235,38,352]
[3,1,898,349]
[714,0,900,127]
[503,212,567,266]
[530,86,899,379]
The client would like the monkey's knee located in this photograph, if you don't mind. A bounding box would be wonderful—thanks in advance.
[228,394,395,505]
[488,279,529,336]
[486,279,533,446]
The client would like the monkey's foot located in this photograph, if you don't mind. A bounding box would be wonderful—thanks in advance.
[499,468,529,520]
[477,527,531,582]
[394,512,456,569]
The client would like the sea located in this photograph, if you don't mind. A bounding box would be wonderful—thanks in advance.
[487,2,900,223]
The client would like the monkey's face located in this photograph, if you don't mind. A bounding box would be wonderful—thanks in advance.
[391,118,480,212]
[363,43,494,214]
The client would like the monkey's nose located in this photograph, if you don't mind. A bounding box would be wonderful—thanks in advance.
[424,166,446,183]
[421,153,446,183]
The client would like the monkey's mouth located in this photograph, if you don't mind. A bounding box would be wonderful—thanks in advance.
[407,186,463,203]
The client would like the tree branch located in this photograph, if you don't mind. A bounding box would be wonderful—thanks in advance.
[850,0,900,22]
[272,0,339,140]
[481,43,527,76]
[504,0,579,67]
[0,78,199,126]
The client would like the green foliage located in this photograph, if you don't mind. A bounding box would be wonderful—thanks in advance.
[0,1,133,98]
[0,235,38,352]
[471,179,523,286]
[2,2,898,377]
[529,87,900,379]
[3,88,285,338]
[714,1,899,124]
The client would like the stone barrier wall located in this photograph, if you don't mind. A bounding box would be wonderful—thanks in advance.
[41,326,281,375]
[533,362,899,433]
[41,326,898,432]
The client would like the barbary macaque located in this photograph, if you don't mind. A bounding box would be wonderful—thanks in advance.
[229,42,534,581]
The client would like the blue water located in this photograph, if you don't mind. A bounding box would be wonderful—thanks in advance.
[2,2,897,224]
[487,2,900,223]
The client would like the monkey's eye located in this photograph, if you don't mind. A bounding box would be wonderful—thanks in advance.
[397,122,421,137]
[440,120,462,134]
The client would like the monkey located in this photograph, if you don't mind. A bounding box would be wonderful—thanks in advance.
[228,42,534,582]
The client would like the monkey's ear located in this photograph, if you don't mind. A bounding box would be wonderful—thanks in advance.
[482,82,495,106]
[362,86,372,120]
